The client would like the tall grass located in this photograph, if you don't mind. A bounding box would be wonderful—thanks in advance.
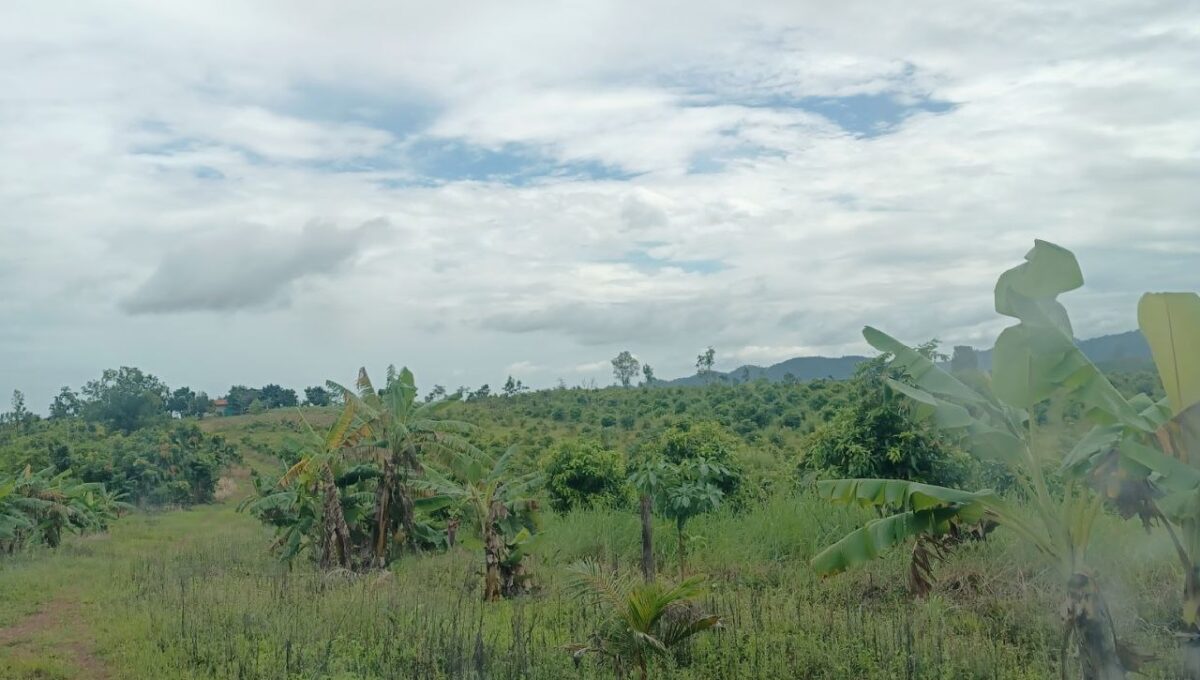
[0,487,1189,678]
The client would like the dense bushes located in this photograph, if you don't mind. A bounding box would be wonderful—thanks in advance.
[800,354,971,487]
[543,440,626,511]
[0,419,238,507]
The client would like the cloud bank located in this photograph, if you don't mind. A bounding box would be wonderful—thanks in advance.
[1,0,1197,409]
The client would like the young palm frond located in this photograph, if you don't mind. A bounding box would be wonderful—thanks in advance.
[566,560,721,680]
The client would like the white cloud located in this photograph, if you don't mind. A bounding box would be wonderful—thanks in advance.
[1,0,1198,410]
[505,361,541,375]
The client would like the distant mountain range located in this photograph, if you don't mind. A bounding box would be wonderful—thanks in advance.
[661,330,1153,386]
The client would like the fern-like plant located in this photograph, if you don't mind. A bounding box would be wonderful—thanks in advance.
[566,561,721,679]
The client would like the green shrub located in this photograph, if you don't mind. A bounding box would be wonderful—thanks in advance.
[800,353,971,487]
[542,439,627,512]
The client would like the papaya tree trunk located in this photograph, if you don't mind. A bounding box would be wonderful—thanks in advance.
[1063,572,1127,680]
[676,520,686,581]
[447,517,459,548]
[640,494,655,582]
[483,499,506,602]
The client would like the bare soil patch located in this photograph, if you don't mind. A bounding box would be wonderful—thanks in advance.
[0,597,110,679]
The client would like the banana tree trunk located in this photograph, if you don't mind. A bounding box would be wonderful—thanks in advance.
[319,469,352,570]
[483,500,505,602]
[1063,572,1126,680]
[396,475,417,547]
[501,555,531,598]
[371,458,395,568]
[640,494,654,582]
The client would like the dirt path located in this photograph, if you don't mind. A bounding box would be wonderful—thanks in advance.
[0,596,110,679]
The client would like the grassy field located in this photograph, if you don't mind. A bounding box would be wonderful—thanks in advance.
[0,435,1189,678]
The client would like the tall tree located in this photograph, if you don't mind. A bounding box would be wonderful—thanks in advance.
[695,346,715,382]
[260,384,298,408]
[611,351,641,388]
[189,391,210,417]
[950,345,980,373]
[641,364,655,385]
[48,387,81,419]
[501,376,526,397]
[166,386,196,415]
[2,390,35,430]
[81,367,168,434]
[303,385,332,407]
[225,385,261,415]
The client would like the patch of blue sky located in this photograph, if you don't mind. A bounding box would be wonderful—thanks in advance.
[687,140,788,174]
[677,85,955,137]
[613,249,726,275]
[192,166,224,180]
[791,92,955,137]
[280,81,438,138]
[129,127,272,167]
[128,126,202,156]
[401,138,637,185]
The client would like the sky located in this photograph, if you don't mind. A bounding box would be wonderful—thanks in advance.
[2,1,1198,410]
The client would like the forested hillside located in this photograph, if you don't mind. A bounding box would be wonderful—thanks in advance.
[662,329,1153,386]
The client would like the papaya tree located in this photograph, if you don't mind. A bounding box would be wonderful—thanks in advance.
[415,445,542,601]
[634,457,734,580]
[812,240,1152,679]
[628,463,658,583]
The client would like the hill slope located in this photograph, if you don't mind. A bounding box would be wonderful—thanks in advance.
[663,330,1151,386]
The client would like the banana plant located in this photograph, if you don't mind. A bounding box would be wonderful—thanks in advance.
[239,402,381,568]
[273,400,367,569]
[239,474,319,564]
[812,240,1145,679]
[1061,292,1200,671]
[566,560,721,680]
[330,365,480,567]
[0,467,127,552]
[413,445,542,601]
